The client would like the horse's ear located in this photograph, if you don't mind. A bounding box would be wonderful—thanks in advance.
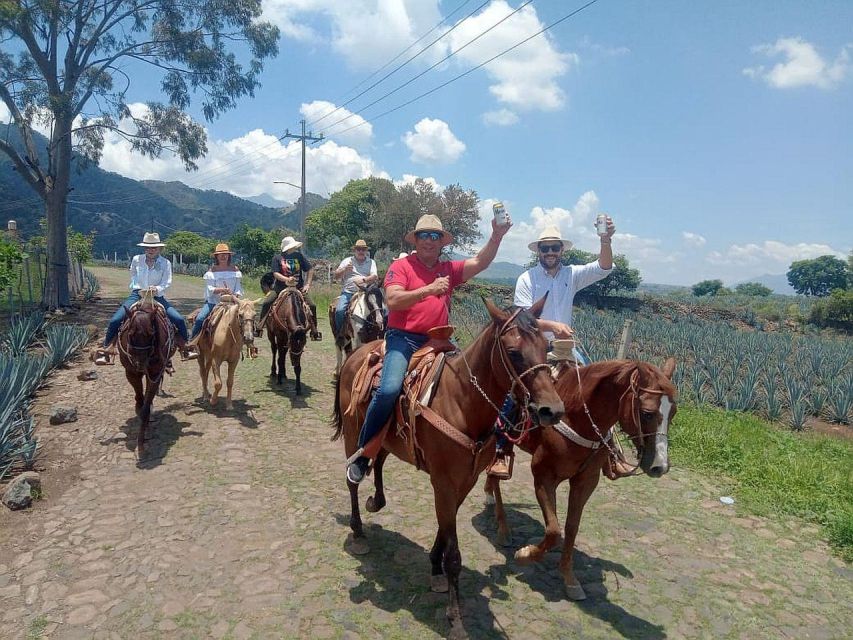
[528,292,548,318]
[483,297,509,323]
[662,357,677,379]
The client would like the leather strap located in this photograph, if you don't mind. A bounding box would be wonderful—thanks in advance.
[553,420,613,450]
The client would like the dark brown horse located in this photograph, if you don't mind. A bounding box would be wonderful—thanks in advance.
[267,287,308,394]
[116,297,177,456]
[483,358,677,600]
[332,297,564,639]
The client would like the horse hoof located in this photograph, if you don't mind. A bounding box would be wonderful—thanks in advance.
[430,574,449,593]
[514,545,538,565]
[564,582,587,601]
[345,535,370,556]
[365,495,386,513]
[225,403,233,411]
[484,492,495,506]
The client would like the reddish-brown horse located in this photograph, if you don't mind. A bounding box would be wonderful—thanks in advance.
[484,358,677,600]
[332,297,564,639]
[116,297,177,456]
[266,287,308,394]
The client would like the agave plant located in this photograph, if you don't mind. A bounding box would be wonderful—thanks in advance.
[827,382,852,425]
[788,399,809,431]
[82,269,100,302]
[44,324,90,369]
[1,311,46,356]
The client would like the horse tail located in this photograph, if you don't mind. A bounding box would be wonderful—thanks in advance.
[330,371,344,441]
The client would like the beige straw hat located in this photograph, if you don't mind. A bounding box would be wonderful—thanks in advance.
[528,226,573,252]
[403,214,454,247]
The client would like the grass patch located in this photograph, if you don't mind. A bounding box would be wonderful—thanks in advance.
[27,615,49,639]
[671,405,853,561]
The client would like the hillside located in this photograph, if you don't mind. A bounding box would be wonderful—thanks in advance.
[734,273,796,295]
[0,124,327,255]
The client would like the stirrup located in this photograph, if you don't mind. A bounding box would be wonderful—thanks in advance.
[486,452,514,480]
[92,348,114,366]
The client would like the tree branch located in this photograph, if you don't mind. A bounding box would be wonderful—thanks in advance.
[0,138,45,196]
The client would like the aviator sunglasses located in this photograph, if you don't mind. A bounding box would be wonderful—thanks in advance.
[415,231,443,242]
[538,243,563,253]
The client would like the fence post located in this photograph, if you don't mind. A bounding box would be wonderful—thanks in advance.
[616,319,634,359]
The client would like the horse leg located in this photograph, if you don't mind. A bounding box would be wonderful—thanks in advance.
[432,486,466,640]
[225,358,236,411]
[199,350,211,402]
[515,470,561,565]
[291,350,302,396]
[210,357,223,406]
[125,370,145,415]
[137,378,159,457]
[335,344,343,377]
[268,334,277,378]
[559,470,601,601]
[365,449,389,513]
[277,342,288,386]
[484,476,512,547]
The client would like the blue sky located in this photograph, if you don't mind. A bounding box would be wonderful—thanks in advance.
[6,1,850,284]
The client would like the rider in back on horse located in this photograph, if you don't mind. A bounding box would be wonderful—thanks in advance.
[187,243,243,345]
[346,213,512,484]
[94,232,193,365]
[333,239,379,345]
[486,219,618,479]
[258,235,322,341]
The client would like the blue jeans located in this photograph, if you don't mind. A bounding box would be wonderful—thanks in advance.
[334,291,354,334]
[357,328,428,449]
[191,302,216,339]
[104,290,189,346]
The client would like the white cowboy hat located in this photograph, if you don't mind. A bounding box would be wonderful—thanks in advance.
[527,226,573,253]
[137,232,165,248]
[280,236,303,253]
[396,252,409,260]
[403,214,454,247]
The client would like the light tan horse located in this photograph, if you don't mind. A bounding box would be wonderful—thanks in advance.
[195,297,259,410]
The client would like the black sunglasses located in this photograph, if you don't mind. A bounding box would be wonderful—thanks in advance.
[539,243,563,253]
[415,231,442,242]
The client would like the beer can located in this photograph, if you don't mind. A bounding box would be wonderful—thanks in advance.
[595,214,608,236]
[492,201,511,226]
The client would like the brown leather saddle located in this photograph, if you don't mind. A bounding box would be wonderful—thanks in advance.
[270,287,310,329]
[188,298,236,343]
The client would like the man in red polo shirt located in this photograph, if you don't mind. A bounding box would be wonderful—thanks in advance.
[346,213,512,484]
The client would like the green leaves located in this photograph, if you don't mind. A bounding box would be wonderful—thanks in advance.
[787,255,849,297]
[164,230,215,263]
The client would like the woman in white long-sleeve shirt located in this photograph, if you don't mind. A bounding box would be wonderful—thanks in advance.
[189,243,243,340]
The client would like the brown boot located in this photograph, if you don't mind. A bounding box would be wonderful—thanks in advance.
[486,451,514,480]
[604,453,635,480]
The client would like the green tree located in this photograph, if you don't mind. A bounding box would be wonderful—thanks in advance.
[25,219,94,262]
[304,178,386,253]
[692,279,725,296]
[734,282,773,297]
[526,248,641,297]
[0,1,279,308]
[228,225,284,268]
[0,236,23,291]
[809,289,853,331]
[164,231,214,264]
[787,255,849,296]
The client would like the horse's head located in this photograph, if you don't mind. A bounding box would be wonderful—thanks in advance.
[237,298,259,346]
[617,358,678,477]
[484,295,564,427]
[286,292,308,350]
[358,284,387,343]
[124,303,158,366]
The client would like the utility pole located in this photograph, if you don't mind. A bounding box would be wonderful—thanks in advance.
[282,120,323,236]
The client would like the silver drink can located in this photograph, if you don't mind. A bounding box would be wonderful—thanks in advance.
[492,201,511,226]
[595,214,608,236]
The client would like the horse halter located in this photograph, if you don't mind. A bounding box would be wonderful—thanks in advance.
[618,367,669,446]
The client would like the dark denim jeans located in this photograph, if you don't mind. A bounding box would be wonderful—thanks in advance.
[357,328,428,449]
[103,290,188,346]
[334,291,354,334]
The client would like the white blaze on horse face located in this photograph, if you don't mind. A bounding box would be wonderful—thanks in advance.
[654,395,672,469]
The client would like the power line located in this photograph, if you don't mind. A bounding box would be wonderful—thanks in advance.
[330,0,601,138]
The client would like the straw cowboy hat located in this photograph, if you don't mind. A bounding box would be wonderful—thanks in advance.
[211,242,234,256]
[403,214,454,247]
[528,225,573,253]
[280,236,303,253]
[352,239,370,250]
[137,232,165,248]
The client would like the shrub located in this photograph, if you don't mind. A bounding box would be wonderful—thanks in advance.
[809,289,853,332]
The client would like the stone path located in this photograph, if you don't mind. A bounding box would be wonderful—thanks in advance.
[0,267,851,639]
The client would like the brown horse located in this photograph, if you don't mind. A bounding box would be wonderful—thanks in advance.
[195,297,258,410]
[332,297,564,639]
[116,296,177,456]
[267,287,308,394]
[483,358,677,600]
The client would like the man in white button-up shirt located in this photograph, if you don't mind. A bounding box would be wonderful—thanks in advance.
[94,232,191,364]
[488,218,616,479]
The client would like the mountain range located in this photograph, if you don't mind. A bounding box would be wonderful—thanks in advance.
[0,124,327,255]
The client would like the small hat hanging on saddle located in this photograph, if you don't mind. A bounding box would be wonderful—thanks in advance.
[280,236,303,253]
[528,226,572,253]
[404,214,454,247]
[137,232,166,248]
[212,242,235,256]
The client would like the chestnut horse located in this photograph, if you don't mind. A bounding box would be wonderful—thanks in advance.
[332,297,565,639]
[267,287,308,394]
[116,296,177,456]
[195,297,258,410]
[329,283,387,376]
[483,358,677,600]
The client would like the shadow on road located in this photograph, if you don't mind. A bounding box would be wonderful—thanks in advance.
[334,515,511,640]
[257,376,318,409]
[185,397,260,429]
[110,407,200,469]
[471,501,666,640]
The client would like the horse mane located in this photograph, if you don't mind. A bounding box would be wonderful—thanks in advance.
[555,359,676,411]
[289,292,307,330]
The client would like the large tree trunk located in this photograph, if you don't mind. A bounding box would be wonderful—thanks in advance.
[42,113,72,309]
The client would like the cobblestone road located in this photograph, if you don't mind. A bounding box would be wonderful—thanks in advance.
[0,267,851,639]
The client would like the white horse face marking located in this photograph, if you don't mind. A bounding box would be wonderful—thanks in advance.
[650,395,672,476]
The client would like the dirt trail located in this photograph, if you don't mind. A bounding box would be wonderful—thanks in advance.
[0,266,850,639]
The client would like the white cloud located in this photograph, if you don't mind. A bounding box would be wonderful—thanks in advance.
[394,174,443,192]
[402,117,465,164]
[706,240,844,266]
[482,108,519,126]
[445,1,576,111]
[299,100,372,148]
[262,1,445,69]
[743,37,851,89]
[0,102,9,122]
[682,231,706,247]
